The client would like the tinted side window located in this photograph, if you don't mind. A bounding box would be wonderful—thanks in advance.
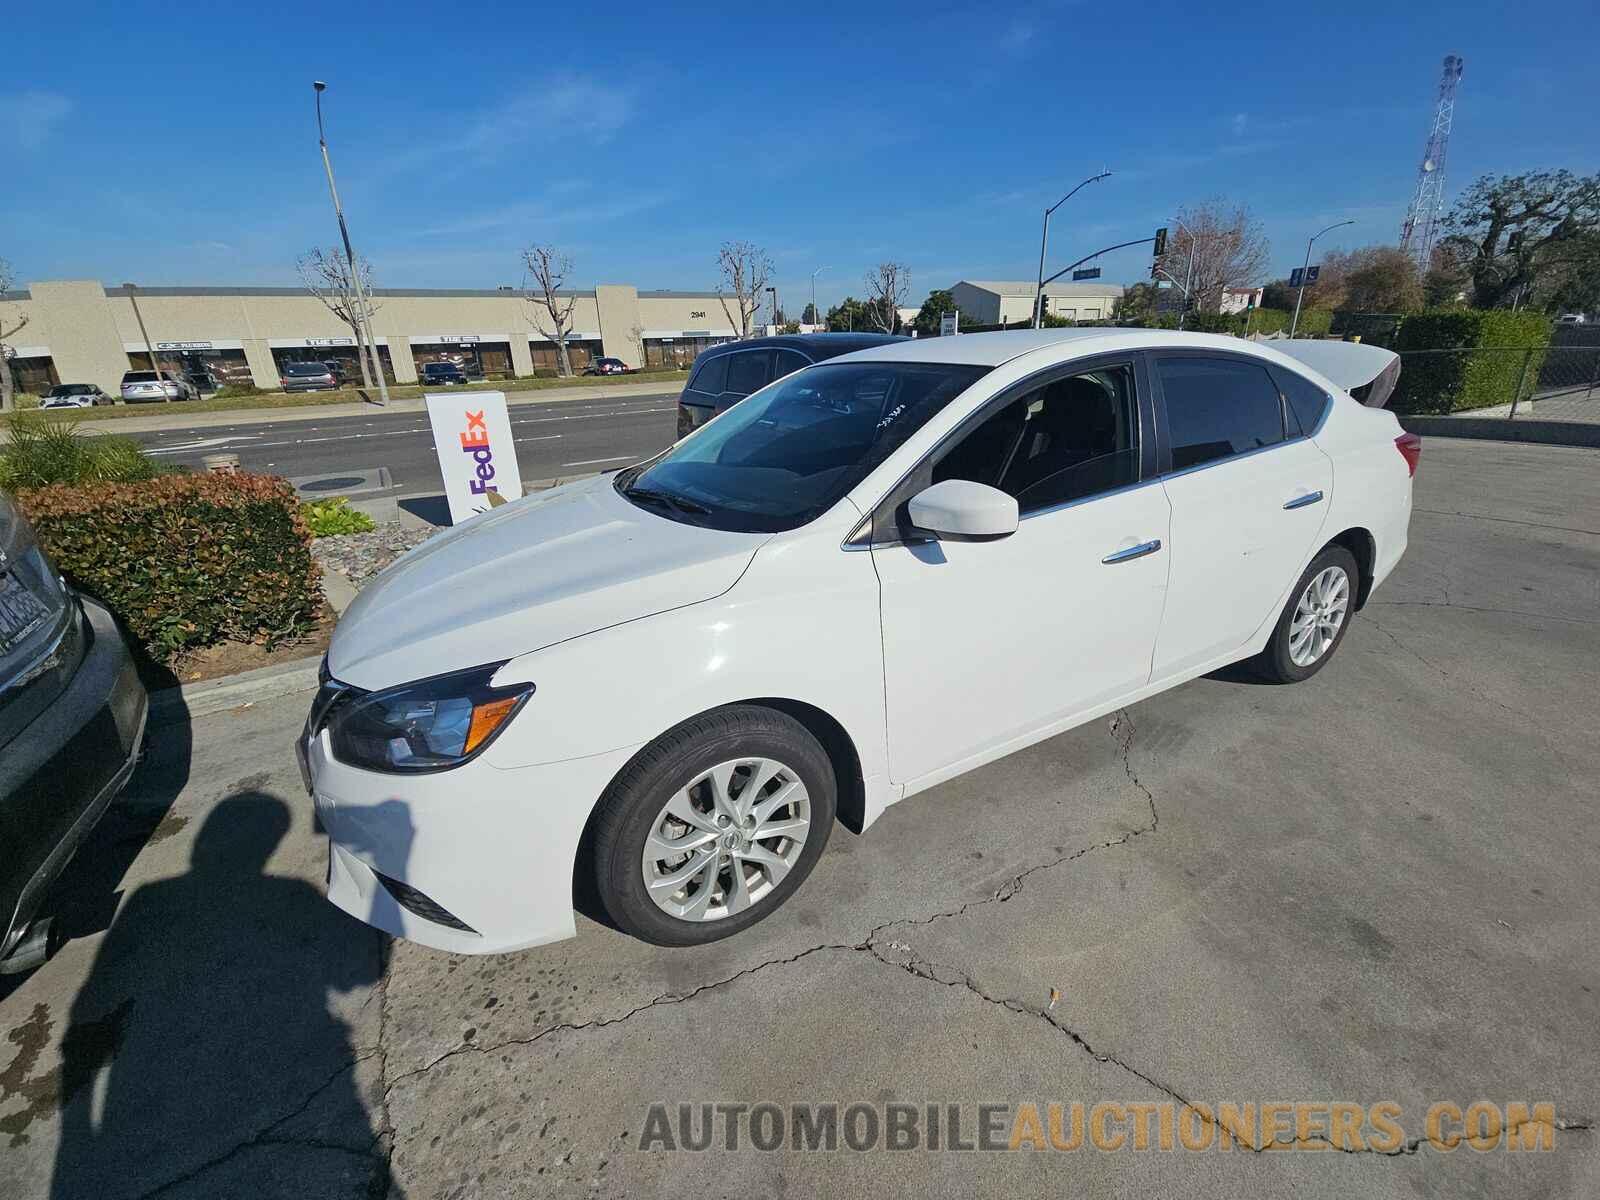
[1276,368,1331,436]
[724,351,772,396]
[687,353,727,396]
[1158,357,1284,471]
[774,349,810,380]
[932,364,1139,514]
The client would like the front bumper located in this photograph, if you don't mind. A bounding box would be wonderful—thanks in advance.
[0,597,148,958]
[302,721,636,954]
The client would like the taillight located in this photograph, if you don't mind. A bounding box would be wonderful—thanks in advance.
[1395,431,1421,477]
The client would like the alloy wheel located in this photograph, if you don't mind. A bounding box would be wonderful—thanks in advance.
[641,758,811,922]
[1289,565,1350,667]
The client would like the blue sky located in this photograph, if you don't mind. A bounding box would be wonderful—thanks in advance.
[2,1,1592,313]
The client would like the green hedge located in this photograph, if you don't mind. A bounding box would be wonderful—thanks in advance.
[1389,310,1552,414]
[17,473,322,661]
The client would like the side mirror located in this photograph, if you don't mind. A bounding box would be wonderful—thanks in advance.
[906,479,1018,542]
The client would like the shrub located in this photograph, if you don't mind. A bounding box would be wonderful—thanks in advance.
[0,415,168,489]
[301,496,376,537]
[16,473,322,660]
[1389,309,1552,414]
[212,382,265,399]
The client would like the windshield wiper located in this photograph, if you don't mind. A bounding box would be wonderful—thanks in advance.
[623,485,710,516]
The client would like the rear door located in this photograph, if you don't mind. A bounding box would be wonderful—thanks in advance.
[1150,353,1332,679]
[718,350,774,413]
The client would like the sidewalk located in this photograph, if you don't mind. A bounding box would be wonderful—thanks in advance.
[23,379,679,438]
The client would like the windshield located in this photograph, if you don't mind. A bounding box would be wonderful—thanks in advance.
[425,363,460,374]
[617,360,989,532]
[285,363,327,375]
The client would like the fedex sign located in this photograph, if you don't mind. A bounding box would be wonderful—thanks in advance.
[424,391,524,524]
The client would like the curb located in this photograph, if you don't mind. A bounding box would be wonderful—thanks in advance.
[1398,415,1600,449]
[149,654,323,728]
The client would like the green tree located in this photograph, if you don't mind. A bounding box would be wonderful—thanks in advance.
[1112,282,1158,324]
[800,302,817,325]
[1438,169,1600,308]
[911,288,956,335]
[825,296,871,332]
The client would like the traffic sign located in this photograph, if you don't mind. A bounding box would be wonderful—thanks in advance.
[1306,266,1321,284]
[1290,267,1305,287]
[1072,268,1101,281]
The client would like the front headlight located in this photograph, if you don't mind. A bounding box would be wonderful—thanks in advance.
[325,662,533,773]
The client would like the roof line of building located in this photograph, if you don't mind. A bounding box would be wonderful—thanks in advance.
[0,284,732,301]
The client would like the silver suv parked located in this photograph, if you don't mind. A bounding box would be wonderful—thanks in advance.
[119,370,197,403]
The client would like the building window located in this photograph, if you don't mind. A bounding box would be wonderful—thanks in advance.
[272,346,395,385]
[412,341,511,380]
[530,340,599,373]
[7,355,58,395]
[132,348,255,392]
[643,335,732,370]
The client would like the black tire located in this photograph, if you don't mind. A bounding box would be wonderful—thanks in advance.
[1253,544,1360,683]
[590,705,835,946]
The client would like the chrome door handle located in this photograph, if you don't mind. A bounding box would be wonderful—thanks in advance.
[1283,490,1324,510]
[1101,539,1162,564]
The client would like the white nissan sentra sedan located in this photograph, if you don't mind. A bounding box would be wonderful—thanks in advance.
[301,329,1416,952]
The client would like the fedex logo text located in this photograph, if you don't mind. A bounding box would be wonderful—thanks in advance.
[459,409,497,495]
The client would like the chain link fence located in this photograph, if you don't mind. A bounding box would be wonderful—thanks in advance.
[1394,345,1600,425]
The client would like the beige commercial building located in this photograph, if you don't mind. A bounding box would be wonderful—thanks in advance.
[949,280,1125,326]
[0,280,743,395]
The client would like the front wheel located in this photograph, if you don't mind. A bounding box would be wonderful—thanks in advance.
[590,706,835,945]
[1253,544,1359,683]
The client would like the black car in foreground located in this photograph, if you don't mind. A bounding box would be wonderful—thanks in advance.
[420,361,469,387]
[1,492,147,974]
[675,333,905,438]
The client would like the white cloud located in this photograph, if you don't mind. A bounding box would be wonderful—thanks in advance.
[1,90,72,150]
[1231,112,1249,137]
[458,76,635,157]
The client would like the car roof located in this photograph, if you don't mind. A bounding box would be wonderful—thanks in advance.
[836,327,1304,368]
[699,333,905,363]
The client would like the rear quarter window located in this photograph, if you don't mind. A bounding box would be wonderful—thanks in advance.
[687,353,727,397]
[1275,368,1333,434]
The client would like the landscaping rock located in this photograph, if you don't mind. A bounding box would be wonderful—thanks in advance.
[310,522,434,587]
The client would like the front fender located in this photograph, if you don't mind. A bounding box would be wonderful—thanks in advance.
[480,514,897,830]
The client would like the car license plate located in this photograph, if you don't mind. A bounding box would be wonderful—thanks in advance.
[0,568,50,654]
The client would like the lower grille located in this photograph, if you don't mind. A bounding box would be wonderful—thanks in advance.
[372,871,478,934]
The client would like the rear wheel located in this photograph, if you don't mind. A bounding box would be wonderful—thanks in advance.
[591,706,835,946]
[1253,544,1359,683]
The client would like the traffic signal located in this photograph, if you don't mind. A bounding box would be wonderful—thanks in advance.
[1154,227,1168,257]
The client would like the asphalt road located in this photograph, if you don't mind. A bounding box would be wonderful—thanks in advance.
[3,438,1597,1199]
[127,391,680,493]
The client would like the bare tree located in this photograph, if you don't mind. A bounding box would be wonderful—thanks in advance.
[0,260,27,413]
[715,242,773,339]
[520,245,579,377]
[297,248,381,388]
[863,262,910,334]
[1156,200,1270,313]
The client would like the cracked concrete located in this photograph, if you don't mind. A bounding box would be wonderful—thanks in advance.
[3,437,1598,1199]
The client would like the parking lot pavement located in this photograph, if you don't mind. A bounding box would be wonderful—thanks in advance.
[3,438,1597,1199]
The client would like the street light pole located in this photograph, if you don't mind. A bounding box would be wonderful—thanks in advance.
[123,283,161,385]
[811,266,828,330]
[313,81,389,405]
[1291,219,1355,338]
[1034,168,1112,329]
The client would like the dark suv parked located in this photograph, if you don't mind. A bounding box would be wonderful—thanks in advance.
[1,491,147,974]
[675,333,904,439]
[420,362,469,387]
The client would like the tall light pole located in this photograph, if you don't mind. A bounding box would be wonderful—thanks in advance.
[1291,219,1355,337]
[767,286,778,329]
[1034,168,1112,329]
[313,81,389,405]
[810,266,828,330]
[123,283,162,386]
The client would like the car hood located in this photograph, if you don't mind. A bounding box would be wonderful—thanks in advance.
[327,474,767,690]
